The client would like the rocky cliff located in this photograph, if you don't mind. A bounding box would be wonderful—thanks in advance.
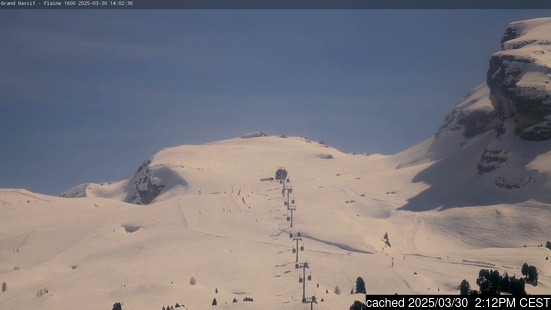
[487,17,551,141]
[402,18,551,210]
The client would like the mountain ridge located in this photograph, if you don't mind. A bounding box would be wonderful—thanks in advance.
[61,17,551,207]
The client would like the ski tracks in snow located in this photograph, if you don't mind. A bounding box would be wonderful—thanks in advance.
[403,213,425,253]
[176,198,189,228]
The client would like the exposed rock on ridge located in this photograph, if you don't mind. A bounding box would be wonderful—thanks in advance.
[124,159,188,205]
[435,85,497,140]
[487,17,551,141]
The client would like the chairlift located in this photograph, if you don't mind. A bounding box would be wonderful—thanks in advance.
[284,201,288,206]
[287,216,290,222]
[299,277,303,283]
[291,199,295,204]
[297,232,301,237]
[289,233,293,238]
[308,274,312,281]
[300,245,304,251]
[287,178,290,183]
[295,263,299,269]
[292,248,296,254]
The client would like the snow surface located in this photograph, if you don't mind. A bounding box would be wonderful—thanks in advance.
[2,134,551,310]
[502,18,551,50]
[456,83,493,112]
[4,16,551,310]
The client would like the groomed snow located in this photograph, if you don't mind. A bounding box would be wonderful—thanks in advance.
[1,134,550,310]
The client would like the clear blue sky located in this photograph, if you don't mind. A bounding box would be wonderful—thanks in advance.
[2,9,551,195]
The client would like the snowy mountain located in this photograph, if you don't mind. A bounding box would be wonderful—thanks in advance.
[488,17,551,141]
[399,18,551,210]
[2,18,551,310]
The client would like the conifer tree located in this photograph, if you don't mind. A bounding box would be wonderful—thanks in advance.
[528,265,538,285]
[350,300,367,310]
[459,279,470,295]
[355,277,366,294]
[521,263,529,278]
[500,273,510,293]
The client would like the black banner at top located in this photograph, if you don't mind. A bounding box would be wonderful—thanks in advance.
[2,0,551,10]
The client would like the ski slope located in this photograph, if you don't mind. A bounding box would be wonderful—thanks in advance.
[2,135,551,310]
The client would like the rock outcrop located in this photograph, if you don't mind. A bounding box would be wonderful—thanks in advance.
[423,84,497,162]
[124,159,188,205]
[403,18,551,210]
[487,18,551,141]
[435,84,497,140]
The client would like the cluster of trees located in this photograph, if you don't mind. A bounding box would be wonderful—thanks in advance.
[521,263,538,285]
[36,287,49,297]
[459,269,526,295]
[348,277,367,310]
[332,277,365,296]
[211,297,252,306]
[350,300,367,310]
[546,241,551,251]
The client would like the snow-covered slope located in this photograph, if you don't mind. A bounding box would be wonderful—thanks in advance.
[3,133,551,310]
[429,83,497,160]
[3,17,551,310]
[63,136,389,205]
[399,18,551,210]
